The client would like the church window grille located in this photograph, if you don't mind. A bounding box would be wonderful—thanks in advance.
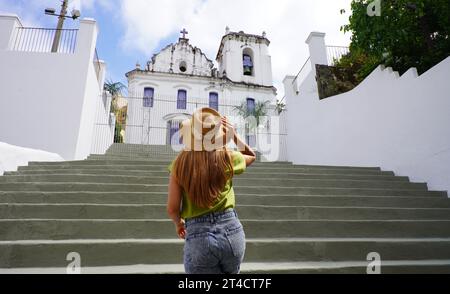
[209,92,219,111]
[177,90,187,109]
[246,97,256,146]
[246,97,255,114]
[143,87,154,107]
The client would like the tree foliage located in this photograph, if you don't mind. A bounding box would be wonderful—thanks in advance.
[333,48,381,83]
[342,0,450,75]
[104,79,126,113]
[104,79,127,143]
[233,100,270,129]
[103,79,126,98]
[275,100,286,115]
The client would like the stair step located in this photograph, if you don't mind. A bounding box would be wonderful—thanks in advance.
[29,159,292,168]
[89,155,383,171]
[0,175,423,189]
[102,153,266,160]
[2,220,450,240]
[1,204,449,220]
[1,238,450,268]
[28,160,381,171]
[17,165,392,175]
[0,182,436,195]
[0,182,442,197]
[8,170,404,181]
[0,192,448,207]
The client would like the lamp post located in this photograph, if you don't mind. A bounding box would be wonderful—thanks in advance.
[45,0,80,53]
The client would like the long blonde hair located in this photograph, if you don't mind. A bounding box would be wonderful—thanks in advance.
[172,149,234,208]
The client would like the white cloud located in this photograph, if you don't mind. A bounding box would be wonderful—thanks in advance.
[119,0,352,97]
[119,0,204,53]
[71,0,115,13]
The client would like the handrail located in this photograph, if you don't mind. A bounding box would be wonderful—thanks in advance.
[94,48,102,80]
[291,56,311,85]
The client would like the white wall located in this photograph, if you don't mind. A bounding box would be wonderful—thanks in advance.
[0,14,20,50]
[91,91,115,155]
[284,32,450,192]
[0,142,63,175]
[149,40,213,76]
[0,15,105,160]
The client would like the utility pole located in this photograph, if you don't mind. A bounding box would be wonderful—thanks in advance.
[51,0,69,53]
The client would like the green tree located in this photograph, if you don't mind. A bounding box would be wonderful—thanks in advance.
[233,100,270,145]
[275,100,286,115]
[233,100,270,128]
[103,79,126,113]
[104,79,127,143]
[333,48,380,84]
[342,0,450,75]
[114,123,124,143]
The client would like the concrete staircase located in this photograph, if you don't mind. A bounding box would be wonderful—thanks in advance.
[1,143,450,273]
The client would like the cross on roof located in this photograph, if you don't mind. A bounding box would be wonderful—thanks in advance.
[180,28,188,39]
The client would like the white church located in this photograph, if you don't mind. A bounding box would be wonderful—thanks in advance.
[124,27,284,153]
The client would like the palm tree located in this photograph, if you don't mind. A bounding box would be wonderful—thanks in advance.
[275,100,286,115]
[104,79,127,143]
[233,100,270,146]
[104,79,126,96]
[103,79,126,114]
[233,100,270,128]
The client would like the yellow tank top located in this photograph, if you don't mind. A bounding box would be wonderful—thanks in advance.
[167,151,246,219]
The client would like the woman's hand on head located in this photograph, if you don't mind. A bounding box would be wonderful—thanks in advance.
[221,116,236,138]
[176,219,186,239]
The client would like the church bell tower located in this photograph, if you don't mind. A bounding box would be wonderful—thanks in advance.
[216,28,273,87]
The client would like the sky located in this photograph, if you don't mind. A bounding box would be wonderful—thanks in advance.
[0,0,353,98]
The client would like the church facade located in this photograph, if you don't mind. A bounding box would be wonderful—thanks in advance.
[124,28,285,158]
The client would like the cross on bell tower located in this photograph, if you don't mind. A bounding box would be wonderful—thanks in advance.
[180,28,188,39]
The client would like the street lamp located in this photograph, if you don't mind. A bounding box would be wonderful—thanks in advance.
[45,0,81,52]
[45,7,81,20]
[44,8,56,15]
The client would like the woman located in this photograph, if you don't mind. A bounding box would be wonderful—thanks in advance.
[167,107,256,274]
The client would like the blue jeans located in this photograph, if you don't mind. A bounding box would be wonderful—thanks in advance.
[184,208,246,274]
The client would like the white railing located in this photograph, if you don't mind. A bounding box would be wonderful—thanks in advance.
[326,45,350,66]
[11,27,78,54]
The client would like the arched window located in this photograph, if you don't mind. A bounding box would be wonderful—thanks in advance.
[143,87,154,107]
[177,89,187,109]
[243,48,254,76]
[179,61,187,73]
[209,92,218,111]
